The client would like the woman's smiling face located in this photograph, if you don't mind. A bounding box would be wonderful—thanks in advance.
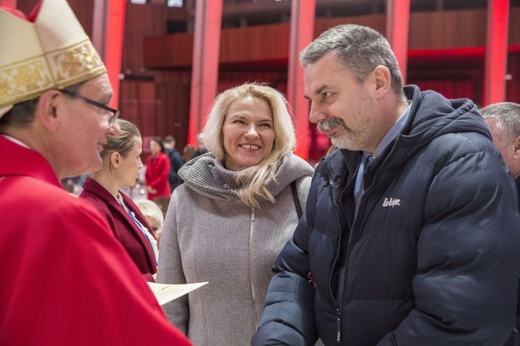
[222,96,275,171]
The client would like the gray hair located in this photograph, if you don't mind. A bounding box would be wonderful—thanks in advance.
[481,102,520,142]
[300,24,404,97]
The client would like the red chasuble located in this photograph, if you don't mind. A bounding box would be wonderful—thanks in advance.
[0,136,191,345]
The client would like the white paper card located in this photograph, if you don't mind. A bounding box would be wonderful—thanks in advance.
[148,282,208,306]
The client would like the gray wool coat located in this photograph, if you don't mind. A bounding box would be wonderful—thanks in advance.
[156,152,314,346]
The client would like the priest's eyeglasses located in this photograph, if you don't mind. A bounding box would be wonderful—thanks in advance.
[60,90,119,126]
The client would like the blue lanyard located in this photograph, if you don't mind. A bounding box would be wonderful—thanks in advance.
[120,197,158,265]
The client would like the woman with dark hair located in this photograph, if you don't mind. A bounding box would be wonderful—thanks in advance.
[80,119,158,281]
[145,136,171,202]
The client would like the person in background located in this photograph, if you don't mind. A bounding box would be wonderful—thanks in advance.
[157,82,314,346]
[136,199,165,248]
[481,101,520,346]
[80,119,158,281]
[253,24,520,345]
[145,136,171,205]
[0,0,191,344]
[163,135,184,191]
[182,144,196,163]
[482,102,520,188]
[193,132,208,157]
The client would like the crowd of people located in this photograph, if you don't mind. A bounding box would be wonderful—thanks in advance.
[2,1,520,345]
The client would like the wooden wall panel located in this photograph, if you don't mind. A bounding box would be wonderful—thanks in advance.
[407,79,475,101]
[152,71,192,148]
[144,34,194,68]
[507,53,520,103]
[119,79,157,142]
[217,71,287,90]
[142,8,520,71]
[509,8,520,44]
[156,82,191,149]
[123,3,188,76]
[409,9,487,49]
[220,24,290,63]
[15,0,94,35]
[314,14,386,38]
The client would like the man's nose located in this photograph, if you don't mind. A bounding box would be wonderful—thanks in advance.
[309,102,327,124]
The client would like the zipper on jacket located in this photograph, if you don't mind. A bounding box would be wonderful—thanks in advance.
[323,161,356,344]
[325,161,356,307]
[336,308,342,344]
[248,207,259,328]
[324,160,359,302]
[327,135,404,344]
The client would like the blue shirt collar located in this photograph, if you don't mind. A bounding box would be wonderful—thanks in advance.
[365,102,412,160]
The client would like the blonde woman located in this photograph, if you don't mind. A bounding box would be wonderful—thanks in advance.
[157,82,314,345]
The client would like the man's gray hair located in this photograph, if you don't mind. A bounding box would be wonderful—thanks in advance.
[481,102,520,142]
[300,24,404,96]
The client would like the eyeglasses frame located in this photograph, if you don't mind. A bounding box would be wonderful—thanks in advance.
[60,89,119,126]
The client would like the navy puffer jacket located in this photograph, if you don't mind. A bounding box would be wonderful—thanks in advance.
[253,85,520,345]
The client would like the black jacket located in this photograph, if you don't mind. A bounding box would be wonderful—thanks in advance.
[253,85,520,345]
[165,147,184,188]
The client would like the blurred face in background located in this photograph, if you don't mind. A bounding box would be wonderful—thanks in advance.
[222,96,275,171]
[145,215,162,247]
[149,139,161,156]
[485,117,520,178]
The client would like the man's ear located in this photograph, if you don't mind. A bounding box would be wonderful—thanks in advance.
[513,136,520,158]
[371,65,391,98]
[36,90,63,133]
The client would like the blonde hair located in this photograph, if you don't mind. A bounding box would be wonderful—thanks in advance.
[135,199,164,229]
[101,118,141,159]
[202,82,296,208]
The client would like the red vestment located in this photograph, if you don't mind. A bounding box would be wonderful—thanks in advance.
[0,135,191,345]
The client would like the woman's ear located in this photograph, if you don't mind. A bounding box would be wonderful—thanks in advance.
[111,152,121,168]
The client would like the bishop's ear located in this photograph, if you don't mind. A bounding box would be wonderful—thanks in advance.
[37,90,63,132]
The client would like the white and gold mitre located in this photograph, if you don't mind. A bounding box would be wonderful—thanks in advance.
[0,0,106,117]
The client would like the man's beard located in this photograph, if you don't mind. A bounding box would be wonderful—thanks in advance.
[318,117,351,149]
[317,116,345,132]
